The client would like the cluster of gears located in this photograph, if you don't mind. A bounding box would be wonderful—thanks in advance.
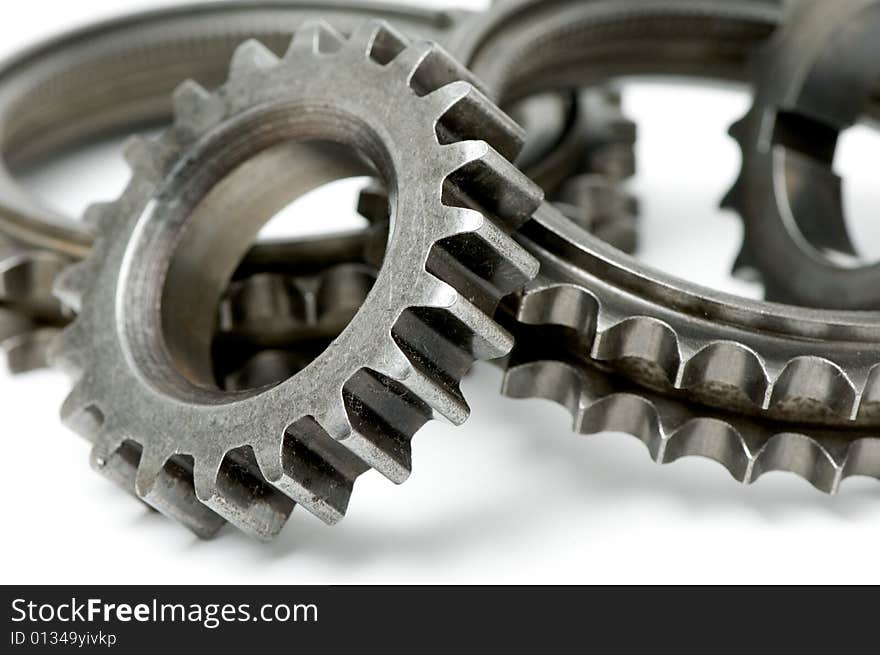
[1,0,879,541]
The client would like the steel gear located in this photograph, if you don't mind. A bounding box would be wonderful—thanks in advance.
[445,0,880,493]
[724,0,880,309]
[0,1,635,374]
[50,21,541,539]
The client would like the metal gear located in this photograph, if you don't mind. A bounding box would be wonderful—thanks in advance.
[0,235,68,372]
[0,1,635,374]
[51,21,541,539]
[724,0,880,309]
[437,0,880,492]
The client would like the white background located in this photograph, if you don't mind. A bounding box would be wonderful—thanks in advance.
[2,0,880,584]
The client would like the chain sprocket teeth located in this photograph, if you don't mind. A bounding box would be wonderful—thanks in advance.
[510,279,879,424]
[502,357,880,494]
[53,20,540,539]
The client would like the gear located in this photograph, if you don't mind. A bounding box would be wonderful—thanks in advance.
[724,0,880,309]
[438,0,880,428]
[0,2,631,375]
[51,21,541,540]
[501,349,880,495]
[510,205,880,430]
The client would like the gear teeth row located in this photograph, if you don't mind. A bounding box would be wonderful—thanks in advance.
[510,274,880,425]
[51,20,540,540]
[502,357,880,495]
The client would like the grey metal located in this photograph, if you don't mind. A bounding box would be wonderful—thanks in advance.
[502,354,880,495]
[451,0,880,491]
[725,0,880,309]
[51,21,541,539]
[500,204,880,494]
[0,2,463,373]
[0,0,636,375]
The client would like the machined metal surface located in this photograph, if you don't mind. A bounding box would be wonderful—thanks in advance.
[725,0,880,309]
[3,0,879,549]
[0,0,637,375]
[51,21,541,539]
[457,0,880,491]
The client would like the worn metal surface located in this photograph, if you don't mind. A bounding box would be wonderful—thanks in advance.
[51,21,541,539]
[0,0,636,373]
[451,0,880,491]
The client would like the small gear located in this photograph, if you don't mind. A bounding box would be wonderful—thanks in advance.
[724,0,880,309]
[51,21,541,540]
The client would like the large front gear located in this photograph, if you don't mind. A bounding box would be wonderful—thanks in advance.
[50,20,541,540]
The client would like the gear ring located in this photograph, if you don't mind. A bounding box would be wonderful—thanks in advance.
[725,0,880,309]
[51,20,541,540]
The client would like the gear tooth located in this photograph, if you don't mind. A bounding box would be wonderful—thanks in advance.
[842,438,880,481]
[228,39,280,82]
[515,283,600,337]
[259,418,367,525]
[172,79,225,135]
[393,38,490,98]
[594,317,682,386]
[426,81,525,161]
[135,452,227,538]
[502,359,592,431]
[285,19,344,57]
[719,179,742,211]
[356,181,389,223]
[122,135,153,171]
[0,249,68,306]
[339,370,420,484]
[60,382,104,440]
[769,357,857,421]
[52,260,92,313]
[347,19,409,64]
[342,427,412,485]
[91,439,141,495]
[453,210,539,290]
[2,327,58,374]
[440,139,489,175]
[382,347,470,425]
[680,342,769,408]
[198,447,295,542]
[728,115,748,141]
[393,274,513,360]
[122,136,171,183]
[429,207,539,306]
[437,291,514,359]
[751,433,843,494]
[730,243,762,281]
[663,420,753,483]
[82,201,114,232]
[582,394,665,461]
[441,141,544,232]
